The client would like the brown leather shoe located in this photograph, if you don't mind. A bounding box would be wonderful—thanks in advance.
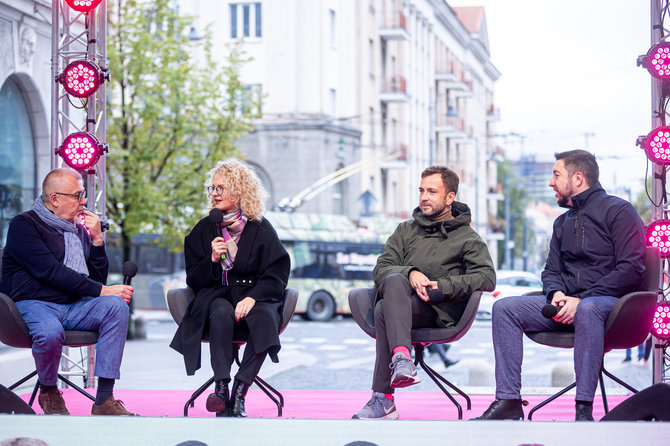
[38,388,70,415]
[91,396,139,416]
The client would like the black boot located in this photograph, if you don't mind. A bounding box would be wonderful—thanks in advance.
[575,402,594,421]
[230,380,250,418]
[471,399,525,420]
[206,379,230,416]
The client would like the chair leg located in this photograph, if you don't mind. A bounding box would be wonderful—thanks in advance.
[234,344,284,417]
[527,382,577,421]
[8,370,38,392]
[414,345,465,420]
[598,371,609,414]
[601,365,639,394]
[184,376,215,417]
[57,373,95,402]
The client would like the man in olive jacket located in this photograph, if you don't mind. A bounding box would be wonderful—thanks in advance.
[353,166,496,419]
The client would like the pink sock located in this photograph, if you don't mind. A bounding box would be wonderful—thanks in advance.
[385,393,394,401]
[393,345,411,359]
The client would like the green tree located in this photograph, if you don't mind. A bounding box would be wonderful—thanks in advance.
[106,0,260,261]
[497,158,536,270]
[632,178,653,225]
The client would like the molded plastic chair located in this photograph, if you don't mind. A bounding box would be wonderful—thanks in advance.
[166,287,298,417]
[0,248,99,406]
[348,287,482,420]
[523,246,661,420]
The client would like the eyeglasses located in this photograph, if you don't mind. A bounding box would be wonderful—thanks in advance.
[55,190,87,201]
[207,185,225,195]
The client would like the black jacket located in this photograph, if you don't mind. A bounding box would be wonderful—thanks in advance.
[541,182,646,301]
[0,210,107,304]
[169,215,290,376]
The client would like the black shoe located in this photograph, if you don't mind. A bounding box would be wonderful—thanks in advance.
[472,399,525,420]
[206,379,230,416]
[575,403,594,421]
[622,357,632,363]
[443,358,459,369]
[230,380,250,418]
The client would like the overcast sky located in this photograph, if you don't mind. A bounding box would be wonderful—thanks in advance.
[450,0,653,198]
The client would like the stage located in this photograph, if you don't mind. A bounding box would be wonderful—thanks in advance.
[1,389,669,446]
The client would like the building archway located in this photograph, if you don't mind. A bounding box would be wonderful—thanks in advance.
[0,75,40,245]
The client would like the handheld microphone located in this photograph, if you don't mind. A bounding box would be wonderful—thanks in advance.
[209,209,225,260]
[122,261,138,286]
[541,304,559,319]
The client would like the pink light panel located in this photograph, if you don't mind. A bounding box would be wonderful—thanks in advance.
[648,43,670,79]
[61,61,101,98]
[652,303,670,340]
[644,127,670,165]
[65,0,103,13]
[59,132,102,170]
[646,220,670,258]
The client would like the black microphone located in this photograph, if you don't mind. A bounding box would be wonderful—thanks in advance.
[541,304,559,319]
[122,261,138,286]
[209,208,223,238]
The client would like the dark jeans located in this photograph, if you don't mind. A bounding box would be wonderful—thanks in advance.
[372,274,436,394]
[208,298,267,385]
[492,294,617,402]
[15,296,129,386]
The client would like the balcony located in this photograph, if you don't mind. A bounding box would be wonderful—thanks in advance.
[380,76,409,103]
[379,11,410,40]
[381,143,409,169]
[435,68,472,96]
[487,106,501,122]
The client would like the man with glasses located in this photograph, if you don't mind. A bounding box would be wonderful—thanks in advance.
[0,168,138,416]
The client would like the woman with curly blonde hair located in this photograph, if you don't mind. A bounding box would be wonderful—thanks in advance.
[170,158,290,417]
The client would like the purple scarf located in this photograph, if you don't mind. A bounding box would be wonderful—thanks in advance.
[219,210,248,272]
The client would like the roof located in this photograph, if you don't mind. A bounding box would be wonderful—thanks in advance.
[452,6,484,34]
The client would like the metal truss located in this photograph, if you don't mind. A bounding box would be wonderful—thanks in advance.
[50,0,108,390]
[649,0,670,385]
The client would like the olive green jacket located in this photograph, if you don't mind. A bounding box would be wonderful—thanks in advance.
[373,202,496,327]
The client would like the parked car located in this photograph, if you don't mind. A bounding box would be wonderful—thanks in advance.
[477,270,543,320]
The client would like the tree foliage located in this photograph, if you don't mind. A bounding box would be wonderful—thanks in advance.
[106,0,260,258]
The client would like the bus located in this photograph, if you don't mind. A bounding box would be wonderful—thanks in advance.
[265,212,388,321]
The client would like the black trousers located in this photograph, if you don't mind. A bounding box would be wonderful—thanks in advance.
[372,274,437,394]
[208,298,267,385]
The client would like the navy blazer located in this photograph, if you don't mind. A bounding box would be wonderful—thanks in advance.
[0,210,108,304]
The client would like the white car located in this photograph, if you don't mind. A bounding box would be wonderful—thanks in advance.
[476,270,543,320]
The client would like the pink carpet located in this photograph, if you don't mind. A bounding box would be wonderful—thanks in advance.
[21,389,630,421]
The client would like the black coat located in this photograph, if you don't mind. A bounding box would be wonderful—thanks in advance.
[170,215,290,376]
[542,182,646,302]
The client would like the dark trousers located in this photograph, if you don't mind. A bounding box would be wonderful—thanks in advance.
[208,298,268,385]
[372,274,436,394]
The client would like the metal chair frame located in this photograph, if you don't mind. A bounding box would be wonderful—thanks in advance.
[348,286,482,420]
[166,287,298,417]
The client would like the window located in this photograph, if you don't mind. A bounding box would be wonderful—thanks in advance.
[241,84,262,115]
[0,78,35,246]
[329,9,336,48]
[329,88,336,117]
[230,3,262,39]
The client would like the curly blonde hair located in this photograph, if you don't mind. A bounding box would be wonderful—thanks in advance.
[205,158,266,221]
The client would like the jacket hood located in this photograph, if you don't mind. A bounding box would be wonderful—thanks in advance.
[568,181,606,211]
[411,201,472,236]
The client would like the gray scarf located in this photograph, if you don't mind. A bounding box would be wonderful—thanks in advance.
[32,197,89,276]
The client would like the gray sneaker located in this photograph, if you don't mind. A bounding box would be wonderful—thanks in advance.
[390,352,421,389]
[352,392,399,419]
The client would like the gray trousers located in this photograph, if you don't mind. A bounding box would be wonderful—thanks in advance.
[372,274,437,394]
[492,294,617,402]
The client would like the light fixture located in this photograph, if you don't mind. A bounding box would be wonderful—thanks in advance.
[57,132,106,170]
[639,42,670,80]
[652,302,670,341]
[640,127,670,165]
[646,221,670,258]
[64,0,103,13]
[58,60,106,99]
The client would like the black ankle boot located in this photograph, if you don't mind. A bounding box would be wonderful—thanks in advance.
[230,380,250,418]
[471,399,525,420]
[575,402,594,421]
[206,379,230,416]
